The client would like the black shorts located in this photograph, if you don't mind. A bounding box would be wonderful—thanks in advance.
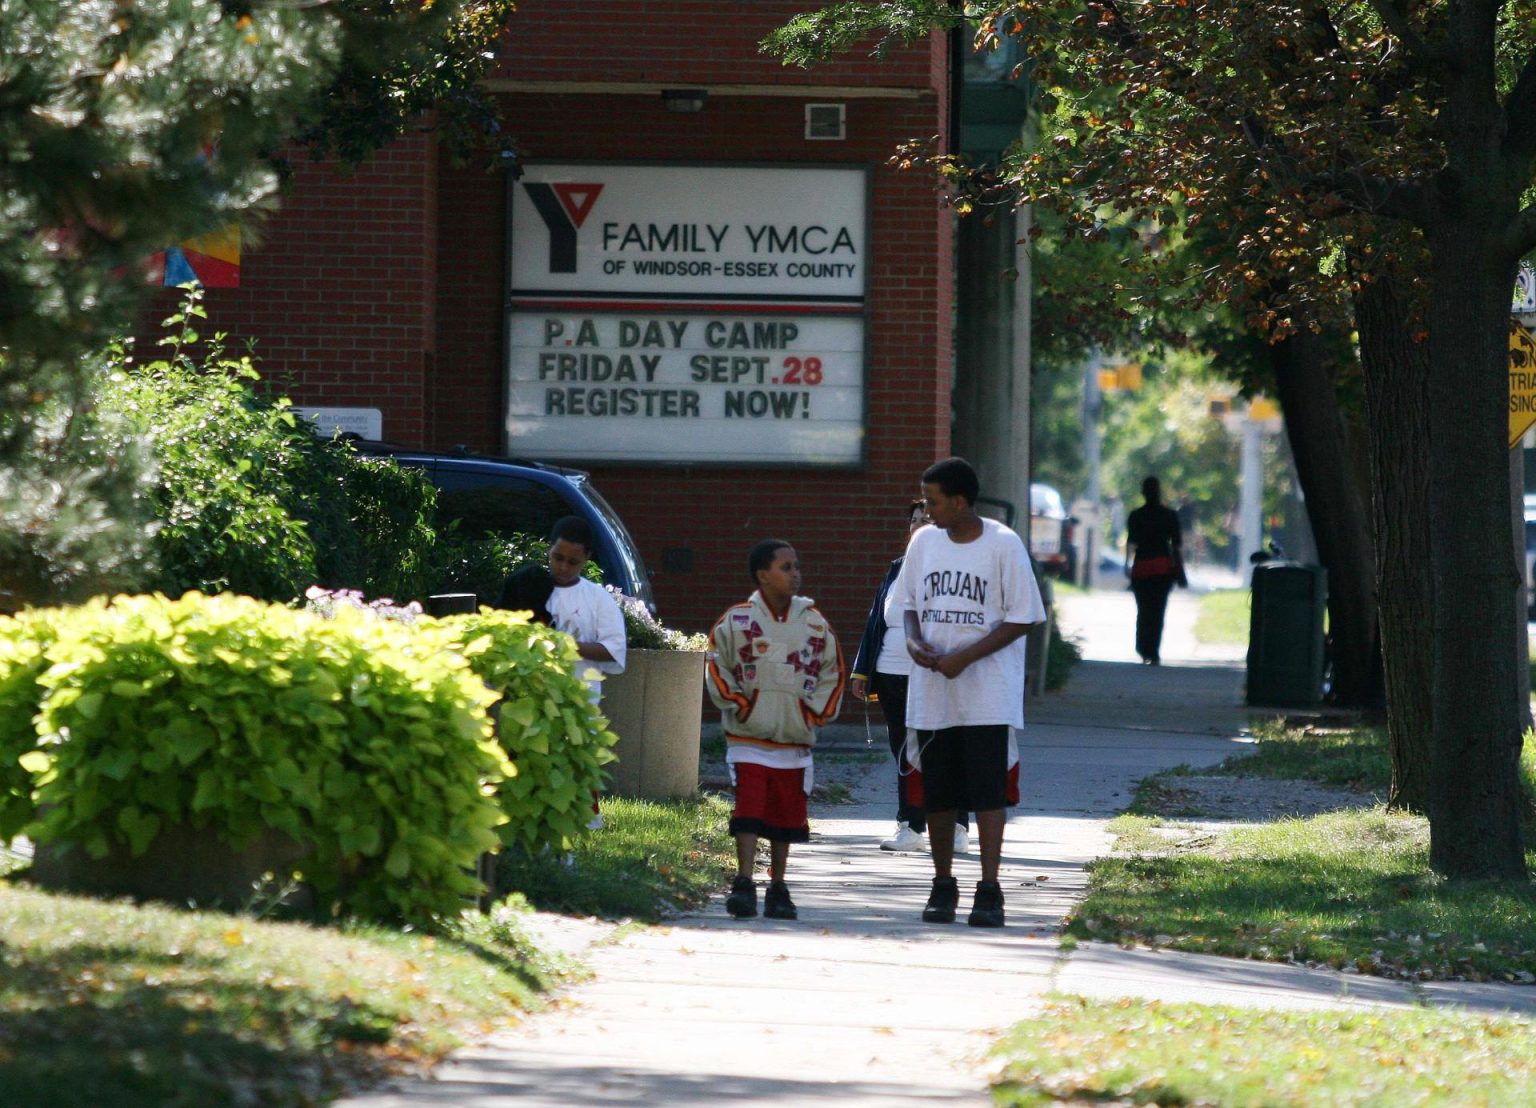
[914,725,1014,812]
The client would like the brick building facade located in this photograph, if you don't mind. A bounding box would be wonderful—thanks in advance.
[144,3,959,650]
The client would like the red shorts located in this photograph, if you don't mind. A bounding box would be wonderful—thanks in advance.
[729,762,810,843]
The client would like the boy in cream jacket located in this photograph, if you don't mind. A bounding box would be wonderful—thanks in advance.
[706,539,845,920]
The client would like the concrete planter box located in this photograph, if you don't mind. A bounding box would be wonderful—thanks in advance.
[30,824,308,909]
[602,648,706,799]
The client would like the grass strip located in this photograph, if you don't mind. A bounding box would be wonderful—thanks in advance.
[495,793,735,921]
[1129,722,1391,814]
[1193,587,1250,645]
[991,997,1536,1107]
[0,885,554,1107]
[1072,807,1536,982]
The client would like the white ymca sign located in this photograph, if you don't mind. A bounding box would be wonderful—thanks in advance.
[507,164,867,466]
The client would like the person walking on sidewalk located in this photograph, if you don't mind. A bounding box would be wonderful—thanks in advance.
[1124,475,1186,666]
[894,457,1046,928]
[706,540,846,921]
[849,499,972,855]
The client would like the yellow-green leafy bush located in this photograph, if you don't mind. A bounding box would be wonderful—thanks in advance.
[0,610,58,839]
[2,593,511,925]
[435,609,619,851]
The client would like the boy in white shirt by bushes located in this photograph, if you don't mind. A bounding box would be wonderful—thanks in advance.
[706,540,845,920]
[543,516,627,700]
[500,515,627,829]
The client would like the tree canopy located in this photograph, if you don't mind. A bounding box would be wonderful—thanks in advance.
[0,0,518,608]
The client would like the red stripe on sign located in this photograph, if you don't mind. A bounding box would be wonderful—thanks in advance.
[508,299,863,315]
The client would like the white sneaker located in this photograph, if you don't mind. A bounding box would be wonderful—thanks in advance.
[880,824,927,853]
[952,825,970,855]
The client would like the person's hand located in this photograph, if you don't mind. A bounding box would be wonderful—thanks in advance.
[850,676,869,701]
[934,652,971,680]
[907,636,941,670]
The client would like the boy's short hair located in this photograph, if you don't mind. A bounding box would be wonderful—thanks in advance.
[549,515,595,554]
[922,456,980,505]
[748,538,793,585]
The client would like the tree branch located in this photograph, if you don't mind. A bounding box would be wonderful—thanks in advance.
[1363,0,1452,69]
[1504,52,1536,165]
[1508,200,1536,260]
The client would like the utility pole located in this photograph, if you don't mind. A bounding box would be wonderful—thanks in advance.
[1078,350,1103,586]
[1219,397,1282,584]
[1238,418,1264,582]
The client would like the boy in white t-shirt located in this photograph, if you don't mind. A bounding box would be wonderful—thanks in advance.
[892,457,1046,927]
[508,515,628,830]
[543,515,627,699]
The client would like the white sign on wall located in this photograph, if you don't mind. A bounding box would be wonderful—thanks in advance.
[297,406,382,441]
[507,164,867,466]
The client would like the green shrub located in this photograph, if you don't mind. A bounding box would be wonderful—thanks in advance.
[100,290,441,604]
[106,350,324,600]
[8,593,510,925]
[0,610,57,838]
[340,454,440,602]
[435,609,618,851]
[1045,619,1083,691]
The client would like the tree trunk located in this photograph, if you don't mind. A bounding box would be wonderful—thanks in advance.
[1266,325,1381,708]
[1424,218,1528,879]
[1353,271,1433,812]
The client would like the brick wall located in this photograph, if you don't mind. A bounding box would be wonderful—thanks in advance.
[139,134,440,445]
[498,0,940,89]
[432,86,955,651]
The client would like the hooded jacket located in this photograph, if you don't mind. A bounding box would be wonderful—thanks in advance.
[706,591,845,751]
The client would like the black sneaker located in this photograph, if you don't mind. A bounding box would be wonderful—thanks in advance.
[725,875,757,918]
[968,880,1005,928]
[922,875,959,923]
[763,880,798,920]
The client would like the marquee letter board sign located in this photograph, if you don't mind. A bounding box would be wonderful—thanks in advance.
[507,164,867,466]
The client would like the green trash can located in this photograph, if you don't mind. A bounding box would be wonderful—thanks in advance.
[1246,562,1328,707]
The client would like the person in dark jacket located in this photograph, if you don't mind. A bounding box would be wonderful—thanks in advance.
[1124,476,1185,665]
[850,499,971,854]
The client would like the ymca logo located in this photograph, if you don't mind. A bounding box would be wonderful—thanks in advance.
[522,182,603,273]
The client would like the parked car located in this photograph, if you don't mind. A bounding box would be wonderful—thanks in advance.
[354,441,655,611]
[1029,482,1077,579]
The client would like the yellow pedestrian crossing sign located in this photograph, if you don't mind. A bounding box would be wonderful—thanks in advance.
[1512,320,1536,448]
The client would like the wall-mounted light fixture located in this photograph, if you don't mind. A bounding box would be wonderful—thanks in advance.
[661,88,708,114]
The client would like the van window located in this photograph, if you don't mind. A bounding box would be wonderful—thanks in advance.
[431,471,574,543]
[582,482,651,604]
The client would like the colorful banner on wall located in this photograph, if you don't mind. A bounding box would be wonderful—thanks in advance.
[148,225,241,288]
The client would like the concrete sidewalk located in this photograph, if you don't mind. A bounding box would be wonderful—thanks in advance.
[340,591,1536,1106]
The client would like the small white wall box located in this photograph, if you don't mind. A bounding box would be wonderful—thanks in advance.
[805,103,846,141]
[297,406,383,441]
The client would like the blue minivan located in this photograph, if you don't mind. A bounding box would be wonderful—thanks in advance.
[355,443,655,612]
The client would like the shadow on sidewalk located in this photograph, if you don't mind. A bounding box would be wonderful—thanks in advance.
[1029,657,1251,738]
